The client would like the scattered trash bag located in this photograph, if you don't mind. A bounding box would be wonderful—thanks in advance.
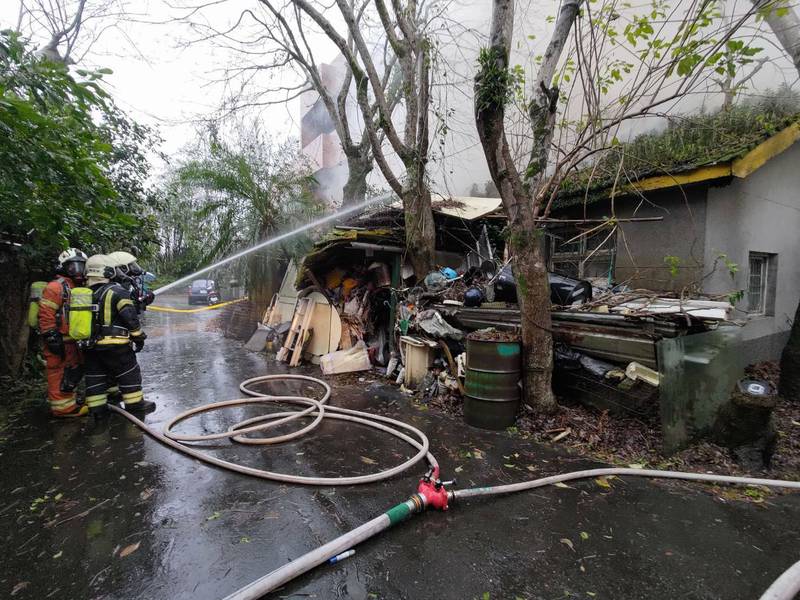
[579,354,618,378]
[440,267,458,279]
[415,309,464,340]
[554,343,583,370]
[424,271,448,293]
[495,265,593,305]
[463,287,484,307]
[320,341,371,375]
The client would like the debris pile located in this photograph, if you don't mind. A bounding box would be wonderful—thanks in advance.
[247,200,768,459]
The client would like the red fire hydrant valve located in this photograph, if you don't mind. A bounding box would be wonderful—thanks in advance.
[417,468,453,511]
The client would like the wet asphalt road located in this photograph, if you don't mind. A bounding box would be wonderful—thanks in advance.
[1,295,799,600]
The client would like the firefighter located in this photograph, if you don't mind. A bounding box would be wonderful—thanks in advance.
[38,248,89,417]
[83,254,155,416]
[106,251,155,313]
[104,251,154,403]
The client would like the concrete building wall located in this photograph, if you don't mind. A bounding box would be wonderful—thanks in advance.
[554,188,707,291]
[613,189,707,291]
[704,143,800,361]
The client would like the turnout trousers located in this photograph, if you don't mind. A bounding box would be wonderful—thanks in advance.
[44,342,82,415]
[84,345,143,409]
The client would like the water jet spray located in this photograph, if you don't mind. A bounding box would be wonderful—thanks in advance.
[153,195,389,297]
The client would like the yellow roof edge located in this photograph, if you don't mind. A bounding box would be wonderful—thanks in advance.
[731,122,800,178]
[623,163,732,195]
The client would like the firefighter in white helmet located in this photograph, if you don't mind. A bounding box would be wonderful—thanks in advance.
[82,254,154,416]
[106,250,155,312]
[38,248,89,417]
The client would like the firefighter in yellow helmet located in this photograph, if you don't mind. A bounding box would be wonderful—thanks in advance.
[83,254,155,416]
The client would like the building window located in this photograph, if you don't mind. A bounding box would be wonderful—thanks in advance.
[549,226,616,281]
[747,252,777,316]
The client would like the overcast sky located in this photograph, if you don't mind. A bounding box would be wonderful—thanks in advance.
[3,1,798,197]
[2,0,309,160]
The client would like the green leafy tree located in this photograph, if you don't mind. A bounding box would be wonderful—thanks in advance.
[0,30,159,376]
[160,123,323,311]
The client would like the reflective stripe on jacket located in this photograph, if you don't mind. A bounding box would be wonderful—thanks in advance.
[92,283,144,346]
[39,277,75,337]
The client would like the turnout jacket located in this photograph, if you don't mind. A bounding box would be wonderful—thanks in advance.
[89,282,145,347]
[38,276,77,337]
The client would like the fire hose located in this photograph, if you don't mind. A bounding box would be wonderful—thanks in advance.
[108,374,800,600]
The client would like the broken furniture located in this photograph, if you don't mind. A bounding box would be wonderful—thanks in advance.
[400,336,437,387]
[277,297,316,367]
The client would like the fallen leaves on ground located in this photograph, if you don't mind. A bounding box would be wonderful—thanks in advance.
[595,477,614,489]
[119,542,140,558]
[11,582,29,596]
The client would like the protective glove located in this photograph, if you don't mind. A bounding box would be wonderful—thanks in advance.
[60,364,85,393]
[132,333,146,353]
[141,291,155,306]
[43,330,65,358]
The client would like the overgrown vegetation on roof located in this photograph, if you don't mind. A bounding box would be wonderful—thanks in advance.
[560,87,800,202]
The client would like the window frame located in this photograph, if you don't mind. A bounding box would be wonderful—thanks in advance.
[548,226,616,280]
[746,252,776,317]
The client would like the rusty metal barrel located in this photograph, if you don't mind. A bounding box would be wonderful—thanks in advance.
[464,335,521,430]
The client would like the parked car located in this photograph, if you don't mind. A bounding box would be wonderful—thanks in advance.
[188,279,220,305]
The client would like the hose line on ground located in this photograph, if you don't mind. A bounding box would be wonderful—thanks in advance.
[110,374,437,486]
[759,558,800,600]
[109,373,799,599]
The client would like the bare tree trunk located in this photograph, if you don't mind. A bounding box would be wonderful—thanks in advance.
[0,249,31,377]
[342,151,372,207]
[779,299,800,400]
[402,183,436,278]
[752,0,800,76]
[475,0,580,413]
[510,222,556,410]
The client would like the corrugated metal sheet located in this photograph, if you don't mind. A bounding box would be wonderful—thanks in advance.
[391,195,503,221]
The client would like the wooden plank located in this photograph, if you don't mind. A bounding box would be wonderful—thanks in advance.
[277,298,309,362]
[289,300,315,367]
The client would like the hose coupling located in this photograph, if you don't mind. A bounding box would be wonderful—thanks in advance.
[417,471,453,511]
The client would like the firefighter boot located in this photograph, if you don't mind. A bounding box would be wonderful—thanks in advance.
[124,399,156,413]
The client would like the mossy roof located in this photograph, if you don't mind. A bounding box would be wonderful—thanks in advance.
[556,96,800,209]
